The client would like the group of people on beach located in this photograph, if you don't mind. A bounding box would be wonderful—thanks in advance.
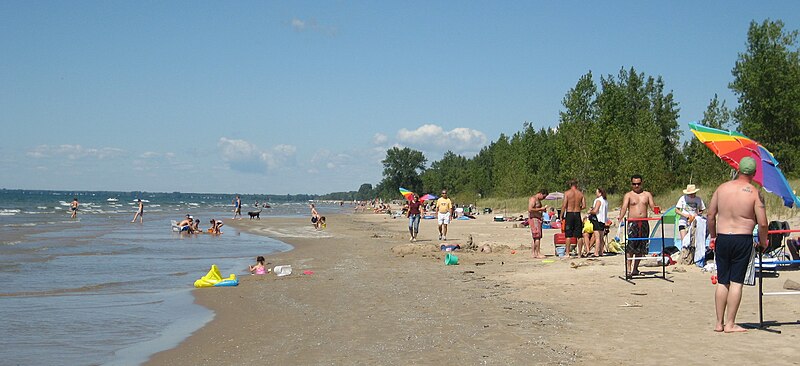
[175,214,224,234]
[404,190,454,242]
[525,157,767,333]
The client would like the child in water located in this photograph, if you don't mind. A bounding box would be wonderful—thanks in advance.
[249,256,269,275]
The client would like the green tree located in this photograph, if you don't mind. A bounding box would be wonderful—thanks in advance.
[379,147,427,199]
[555,72,599,187]
[730,19,800,175]
[683,95,734,186]
[421,151,469,195]
[356,183,374,201]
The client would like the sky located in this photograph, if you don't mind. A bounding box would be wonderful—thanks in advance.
[2,1,799,195]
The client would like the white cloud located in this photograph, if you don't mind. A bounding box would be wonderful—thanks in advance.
[372,133,388,145]
[289,17,337,36]
[310,149,353,171]
[395,124,487,155]
[291,18,306,31]
[27,144,125,160]
[217,137,297,173]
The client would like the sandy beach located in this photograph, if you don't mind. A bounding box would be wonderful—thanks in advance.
[147,212,800,365]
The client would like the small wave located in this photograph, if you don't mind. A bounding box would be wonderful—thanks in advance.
[0,212,17,216]
[37,206,48,209]
[1,241,21,246]
[4,223,37,227]
[1,209,21,213]
[0,278,156,298]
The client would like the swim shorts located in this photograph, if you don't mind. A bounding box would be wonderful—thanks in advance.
[715,234,753,285]
[625,221,650,255]
[564,212,582,238]
[437,212,451,225]
[529,217,542,240]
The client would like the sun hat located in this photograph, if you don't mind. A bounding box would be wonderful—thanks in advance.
[739,156,757,175]
[683,184,700,195]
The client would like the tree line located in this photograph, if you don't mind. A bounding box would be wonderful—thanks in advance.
[322,19,800,203]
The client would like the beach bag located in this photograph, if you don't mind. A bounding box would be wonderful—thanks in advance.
[607,239,622,253]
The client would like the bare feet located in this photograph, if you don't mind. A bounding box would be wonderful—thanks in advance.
[714,324,724,332]
[724,324,747,333]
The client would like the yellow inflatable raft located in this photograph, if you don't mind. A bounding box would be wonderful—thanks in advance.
[194,264,238,288]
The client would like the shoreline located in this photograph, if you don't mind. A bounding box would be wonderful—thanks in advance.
[147,212,800,365]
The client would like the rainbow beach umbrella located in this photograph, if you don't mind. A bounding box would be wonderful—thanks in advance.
[689,123,800,208]
[398,187,414,201]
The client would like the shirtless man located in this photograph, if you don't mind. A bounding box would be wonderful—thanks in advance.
[708,157,767,333]
[617,174,656,277]
[70,198,79,219]
[528,189,549,258]
[561,180,585,257]
[131,199,144,223]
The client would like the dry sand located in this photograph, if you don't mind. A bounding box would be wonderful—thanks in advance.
[147,212,800,365]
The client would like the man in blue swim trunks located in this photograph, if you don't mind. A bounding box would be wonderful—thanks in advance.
[708,156,768,333]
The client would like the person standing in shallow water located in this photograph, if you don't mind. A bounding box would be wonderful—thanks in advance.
[232,195,242,220]
[708,156,768,333]
[528,189,549,259]
[70,197,79,219]
[131,199,144,223]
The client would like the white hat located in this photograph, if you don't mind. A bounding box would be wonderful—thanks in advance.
[683,184,700,195]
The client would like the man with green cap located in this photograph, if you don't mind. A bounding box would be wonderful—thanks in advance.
[707,156,768,333]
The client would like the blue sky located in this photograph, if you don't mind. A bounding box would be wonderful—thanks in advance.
[2,1,799,194]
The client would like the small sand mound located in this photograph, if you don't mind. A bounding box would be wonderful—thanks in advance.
[391,244,438,256]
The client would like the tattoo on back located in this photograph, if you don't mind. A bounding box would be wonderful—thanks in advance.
[742,187,752,193]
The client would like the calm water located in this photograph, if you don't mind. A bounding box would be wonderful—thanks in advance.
[0,190,338,366]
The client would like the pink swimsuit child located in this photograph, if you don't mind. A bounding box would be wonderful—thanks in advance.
[255,266,266,275]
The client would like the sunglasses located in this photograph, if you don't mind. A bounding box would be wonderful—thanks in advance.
[631,182,642,186]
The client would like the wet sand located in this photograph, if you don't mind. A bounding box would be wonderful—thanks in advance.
[147,213,800,365]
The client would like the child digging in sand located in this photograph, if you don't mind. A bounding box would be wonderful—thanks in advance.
[249,256,270,275]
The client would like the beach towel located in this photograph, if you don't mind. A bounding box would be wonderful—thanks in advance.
[693,217,708,267]
[744,245,757,286]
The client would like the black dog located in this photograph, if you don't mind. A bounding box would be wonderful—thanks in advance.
[248,209,262,220]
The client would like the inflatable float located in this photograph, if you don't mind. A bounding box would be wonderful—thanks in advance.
[194,264,238,287]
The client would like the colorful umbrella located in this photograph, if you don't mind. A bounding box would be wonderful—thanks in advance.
[689,123,800,208]
[398,187,414,201]
[544,192,564,200]
[419,194,438,201]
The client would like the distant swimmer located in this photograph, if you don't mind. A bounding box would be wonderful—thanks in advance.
[131,199,144,223]
[70,198,79,219]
